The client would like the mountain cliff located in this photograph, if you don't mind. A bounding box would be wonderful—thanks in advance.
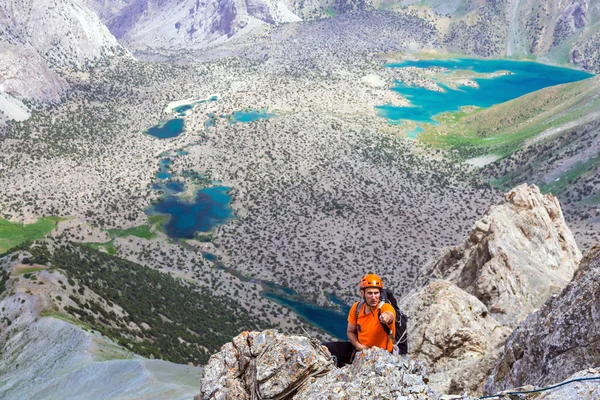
[485,244,600,394]
[399,184,582,395]
[83,0,301,53]
[0,0,127,102]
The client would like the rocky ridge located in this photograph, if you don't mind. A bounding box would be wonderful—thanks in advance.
[415,184,581,327]
[399,184,582,395]
[84,0,302,53]
[198,329,465,400]
[485,244,600,394]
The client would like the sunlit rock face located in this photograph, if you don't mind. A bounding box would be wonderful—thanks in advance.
[416,183,581,327]
[484,245,600,395]
[0,0,127,102]
[399,280,512,395]
[400,183,581,395]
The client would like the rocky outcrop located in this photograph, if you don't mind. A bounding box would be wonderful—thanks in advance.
[399,280,512,394]
[416,184,581,327]
[399,184,581,395]
[484,245,600,394]
[199,329,475,400]
[0,0,127,102]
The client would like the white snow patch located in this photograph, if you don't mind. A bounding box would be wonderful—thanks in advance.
[0,91,30,122]
[361,74,387,88]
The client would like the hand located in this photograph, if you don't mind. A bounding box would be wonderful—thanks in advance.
[355,343,369,351]
[379,312,392,325]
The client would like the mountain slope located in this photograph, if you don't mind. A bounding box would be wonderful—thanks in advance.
[84,0,302,53]
[0,0,128,102]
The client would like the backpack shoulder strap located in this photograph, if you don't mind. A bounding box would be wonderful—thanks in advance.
[354,300,364,325]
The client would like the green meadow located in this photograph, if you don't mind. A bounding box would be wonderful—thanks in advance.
[0,217,64,253]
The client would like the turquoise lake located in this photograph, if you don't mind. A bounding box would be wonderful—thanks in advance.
[377,58,593,124]
[230,109,275,123]
[147,186,233,240]
[145,118,185,139]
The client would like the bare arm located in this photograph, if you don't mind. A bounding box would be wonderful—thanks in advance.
[347,322,368,351]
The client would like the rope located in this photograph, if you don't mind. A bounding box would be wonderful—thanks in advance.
[480,376,600,399]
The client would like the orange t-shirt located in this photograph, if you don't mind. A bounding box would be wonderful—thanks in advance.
[347,301,396,352]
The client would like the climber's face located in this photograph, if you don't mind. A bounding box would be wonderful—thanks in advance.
[362,288,380,307]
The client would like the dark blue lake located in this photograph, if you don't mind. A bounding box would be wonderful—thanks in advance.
[377,58,593,124]
[230,109,275,124]
[146,186,233,240]
[262,283,351,339]
[145,118,185,139]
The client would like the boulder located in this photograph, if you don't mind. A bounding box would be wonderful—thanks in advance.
[199,329,478,400]
[402,184,582,394]
[484,245,600,394]
[199,330,333,399]
[416,183,581,327]
[399,280,512,394]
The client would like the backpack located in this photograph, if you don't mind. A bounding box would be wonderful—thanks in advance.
[354,288,408,355]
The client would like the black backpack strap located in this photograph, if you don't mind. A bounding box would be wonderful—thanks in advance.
[354,300,364,325]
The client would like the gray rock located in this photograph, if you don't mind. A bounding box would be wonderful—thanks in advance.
[399,280,512,395]
[484,245,600,395]
[402,184,581,395]
[416,184,581,327]
[199,330,479,400]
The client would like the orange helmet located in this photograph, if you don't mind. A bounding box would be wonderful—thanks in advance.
[360,274,383,289]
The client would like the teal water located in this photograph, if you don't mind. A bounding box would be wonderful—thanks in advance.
[261,282,351,339]
[156,159,172,180]
[152,180,185,194]
[405,126,424,139]
[230,109,274,124]
[173,104,194,115]
[145,118,185,139]
[146,186,233,240]
[378,58,593,124]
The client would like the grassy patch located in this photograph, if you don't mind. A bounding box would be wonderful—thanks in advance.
[40,310,94,330]
[0,217,64,253]
[419,77,600,159]
[108,225,156,240]
[82,242,117,255]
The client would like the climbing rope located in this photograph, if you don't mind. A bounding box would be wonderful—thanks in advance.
[480,376,600,399]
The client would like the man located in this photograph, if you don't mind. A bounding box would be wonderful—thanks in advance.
[323,273,396,367]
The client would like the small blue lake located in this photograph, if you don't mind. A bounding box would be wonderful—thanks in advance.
[156,159,172,180]
[230,109,275,124]
[261,283,351,339]
[145,118,185,139]
[378,58,593,124]
[146,186,233,240]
